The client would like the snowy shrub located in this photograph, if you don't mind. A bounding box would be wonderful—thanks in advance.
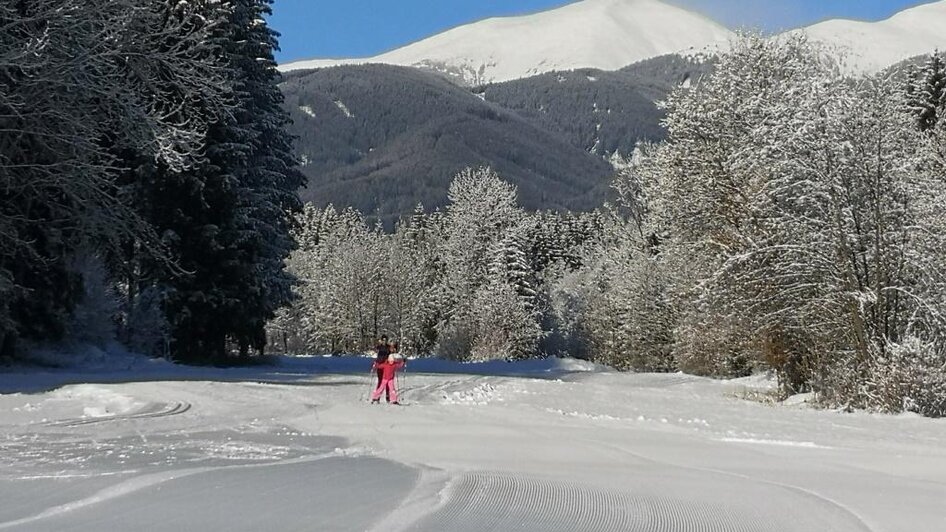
[812,338,946,417]
[885,337,946,418]
[757,328,814,397]
[435,319,475,361]
[674,308,753,378]
[470,281,543,361]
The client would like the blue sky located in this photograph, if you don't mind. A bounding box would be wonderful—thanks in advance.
[268,0,935,63]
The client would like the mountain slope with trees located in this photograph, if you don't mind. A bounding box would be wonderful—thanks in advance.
[281,64,615,225]
[480,54,714,158]
[281,55,711,223]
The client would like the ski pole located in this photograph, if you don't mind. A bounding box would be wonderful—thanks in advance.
[394,372,400,403]
[366,364,376,402]
[399,361,407,402]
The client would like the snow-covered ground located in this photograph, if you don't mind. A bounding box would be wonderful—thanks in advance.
[2,355,944,531]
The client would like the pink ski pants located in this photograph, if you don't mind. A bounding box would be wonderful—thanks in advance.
[372,378,398,402]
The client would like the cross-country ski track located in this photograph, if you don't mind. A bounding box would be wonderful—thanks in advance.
[1,356,944,531]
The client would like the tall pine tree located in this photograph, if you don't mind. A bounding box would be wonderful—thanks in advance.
[133,0,304,362]
[219,0,306,357]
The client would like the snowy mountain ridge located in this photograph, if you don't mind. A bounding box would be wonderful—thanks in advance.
[280,0,733,85]
[792,0,946,75]
[281,0,946,83]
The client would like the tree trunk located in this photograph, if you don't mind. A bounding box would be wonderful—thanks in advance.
[0,330,15,359]
[832,191,873,368]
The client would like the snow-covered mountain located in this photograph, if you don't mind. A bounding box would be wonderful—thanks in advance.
[282,0,946,84]
[795,0,946,74]
[280,0,733,85]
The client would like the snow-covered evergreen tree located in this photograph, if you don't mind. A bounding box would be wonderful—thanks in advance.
[118,0,303,362]
[435,167,526,359]
[220,0,306,356]
[385,206,443,355]
[488,230,537,312]
[271,205,397,354]
[133,0,246,362]
[908,53,946,133]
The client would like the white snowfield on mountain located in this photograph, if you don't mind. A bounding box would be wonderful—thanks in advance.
[792,0,946,74]
[280,0,946,83]
[280,0,733,84]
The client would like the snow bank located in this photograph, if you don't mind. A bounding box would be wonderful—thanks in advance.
[21,343,170,373]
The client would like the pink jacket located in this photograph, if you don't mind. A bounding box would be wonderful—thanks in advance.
[372,360,404,380]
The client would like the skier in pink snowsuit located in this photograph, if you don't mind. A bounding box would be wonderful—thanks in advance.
[371,355,405,404]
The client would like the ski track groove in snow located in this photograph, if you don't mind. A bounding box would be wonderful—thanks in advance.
[42,401,192,427]
[403,469,806,532]
[584,438,875,532]
[0,453,318,530]
[363,374,872,531]
[407,471,651,531]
